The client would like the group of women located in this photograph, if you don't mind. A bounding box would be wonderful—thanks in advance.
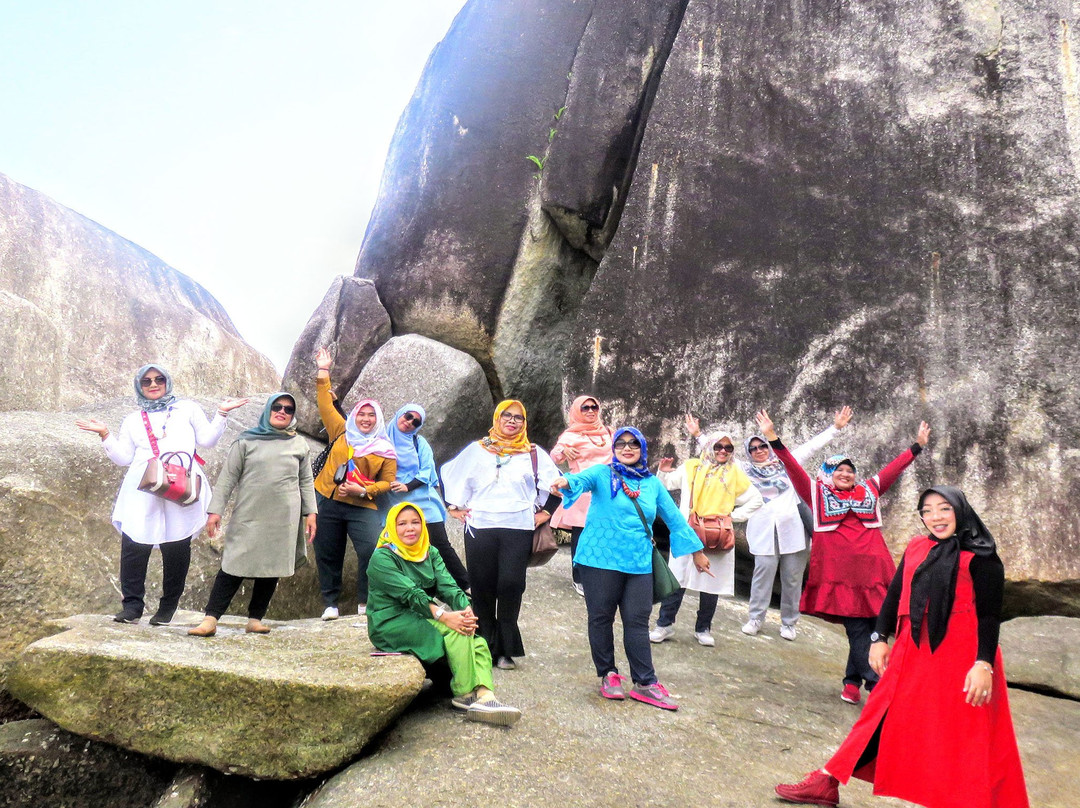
[78,362,1030,803]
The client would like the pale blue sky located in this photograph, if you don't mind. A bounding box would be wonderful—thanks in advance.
[0,1,467,372]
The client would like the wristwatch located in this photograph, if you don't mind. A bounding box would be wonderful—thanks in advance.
[870,631,885,644]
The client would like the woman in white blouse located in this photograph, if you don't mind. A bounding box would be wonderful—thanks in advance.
[76,364,247,625]
[739,406,851,640]
[441,399,561,670]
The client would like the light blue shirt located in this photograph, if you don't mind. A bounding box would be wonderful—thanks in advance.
[379,434,448,523]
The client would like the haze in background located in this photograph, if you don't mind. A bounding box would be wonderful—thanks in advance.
[0,0,467,373]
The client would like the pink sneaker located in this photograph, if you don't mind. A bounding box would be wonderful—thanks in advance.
[600,671,627,700]
[775,769,840,806]
[840,683,861,704]
[629,681,678,710]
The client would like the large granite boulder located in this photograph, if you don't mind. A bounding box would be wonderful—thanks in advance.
[280,276,391,439]
[344,334,494,463]
[1000,616,1080,699]
[0,397,326,667]
[0,172,279,412]
[6,613,426,780]
[0,718,176,808]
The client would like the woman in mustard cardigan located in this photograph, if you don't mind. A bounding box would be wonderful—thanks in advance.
[312,347,397,620]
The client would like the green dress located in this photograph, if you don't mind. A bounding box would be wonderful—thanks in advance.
[366,546,472,663]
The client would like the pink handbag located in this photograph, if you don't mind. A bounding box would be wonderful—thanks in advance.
[136,411,202,506]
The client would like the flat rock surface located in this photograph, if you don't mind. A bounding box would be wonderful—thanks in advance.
[1000,615,1080,699]
[6,612,425,780]
[305,548,1078,807]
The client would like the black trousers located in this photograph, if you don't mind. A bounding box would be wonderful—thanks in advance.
[843,616,879,690]
[578,564,656,685]
[570,525,584,584]
[464,526,532,659]
[428,520,470,591]
[204,570,279,620]
[119,533,191,616]
[656,588,719,633]
[313,494,381,606]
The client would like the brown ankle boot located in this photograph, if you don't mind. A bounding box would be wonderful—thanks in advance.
[246,619,271,634]
[188,616,218,637]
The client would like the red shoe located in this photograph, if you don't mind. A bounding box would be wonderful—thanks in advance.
[840,683,861,704]
[775,770,840,806]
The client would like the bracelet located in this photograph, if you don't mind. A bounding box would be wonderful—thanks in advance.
[217,410,229,418]
[974,660,993,674]
[100,431,110,440]
[434,606,446,620]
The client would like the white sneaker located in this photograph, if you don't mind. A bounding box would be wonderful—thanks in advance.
[695,631,715,647]
[573,582,585,597]
[357,604,367,616]
[649,624,675,643]
[741,618,763,636]
[321,606,339,621]
[780,624,797,641]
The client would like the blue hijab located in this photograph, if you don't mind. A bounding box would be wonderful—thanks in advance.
[133,364,176,413]
[239,393,298,441]
[387,403,425,480]
[610,426,650,498]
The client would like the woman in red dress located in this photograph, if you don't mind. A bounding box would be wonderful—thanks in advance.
[775,485,1029,808]
[756,411,930,703]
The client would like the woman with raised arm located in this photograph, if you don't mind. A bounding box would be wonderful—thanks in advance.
[549,395,613,597]
[312,347,397,620]
[75,364,248,624]
[440,400,561,671]
[382,403,469,592]
[756,409,930,704]
[739,406,852,641]
[775,486,1028,808]
[551,427,710,710]
[188,393,318,637]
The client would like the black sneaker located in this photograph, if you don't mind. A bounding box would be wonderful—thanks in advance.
[113,610,141,624]
[148,609,175,626]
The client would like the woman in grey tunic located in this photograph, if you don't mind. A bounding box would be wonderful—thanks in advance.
[189,394,318,636]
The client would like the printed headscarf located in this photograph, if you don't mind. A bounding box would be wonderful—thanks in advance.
[479,399,532,455]
[564,395,609,438]
[688,430,752,512]
[743,433,790,502]
[388,403,425,480]
[239,393,298,440]
[909,486,998,652]
[818,453,856,485]
[376,502,430,563]
[344,399,397,459]
[133,364,176,413]
[610,426,650,498]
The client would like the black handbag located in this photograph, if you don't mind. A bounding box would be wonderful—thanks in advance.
[626,483,680,603]
[528,447,559,567]
[311,433,341,478]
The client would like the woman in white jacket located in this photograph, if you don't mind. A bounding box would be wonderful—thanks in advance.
[740,406,851,640]
[651,430,763,647]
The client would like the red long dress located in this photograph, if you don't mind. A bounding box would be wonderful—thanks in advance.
[825,536,1029,808]
[774,444,916,620]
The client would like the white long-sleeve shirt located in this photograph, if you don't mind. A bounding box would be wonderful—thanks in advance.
[440,442,560,531]
[102,400,226,544]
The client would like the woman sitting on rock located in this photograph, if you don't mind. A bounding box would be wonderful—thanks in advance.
[757,409,930,705]
[775,486,1029,808]
[382,403,469,592]
[551,427,710,711]
[549,395,613,597]
[189,394,318,637]
[75,364,248,625]
[367,502,521,726]
[312,347,397,620]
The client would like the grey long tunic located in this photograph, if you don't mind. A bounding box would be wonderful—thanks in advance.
[208,435,317,578]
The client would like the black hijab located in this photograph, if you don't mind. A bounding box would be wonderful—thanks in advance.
[909,485,997,652]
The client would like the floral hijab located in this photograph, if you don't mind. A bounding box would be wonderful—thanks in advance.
[610,426,650,498]
[479,399,532,455]
[133,364,176,413]
[743,433,790,502]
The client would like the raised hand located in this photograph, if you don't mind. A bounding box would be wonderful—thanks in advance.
[658,457,675,473]
[316,346,333,372]
[755,409,778,441]
[684,413,701,437]
[75,418,109,439]
[218,397,249,413]
[834,405,853,430]
[916,421,931,447]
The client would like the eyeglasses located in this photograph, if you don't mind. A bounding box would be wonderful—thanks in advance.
[714,444,735,453]
[748,443,769,453]
[270,403,296,415]
[613,439,641,450]
[402,413,422,427]
[580,404,599,412]
[140,375,167,387]
[499,413,525,424]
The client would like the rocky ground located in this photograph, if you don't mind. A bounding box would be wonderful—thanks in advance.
[301,547,1079,808]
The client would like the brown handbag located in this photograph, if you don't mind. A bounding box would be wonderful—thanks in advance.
[688,466,734,551]
[528,447,559,567]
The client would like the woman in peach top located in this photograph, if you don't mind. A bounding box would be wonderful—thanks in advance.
[549,396,613,596]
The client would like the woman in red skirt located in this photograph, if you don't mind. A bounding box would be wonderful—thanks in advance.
[775,485,1029,808]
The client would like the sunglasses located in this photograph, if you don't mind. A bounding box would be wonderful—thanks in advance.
[714,444,735,453]
[613,439,641,450]
[580,403,599,412]
[270,403,296,415]
[749,443,769,453]
[499,413,525,424]
[140,375,167,387]
[402,413,422,427]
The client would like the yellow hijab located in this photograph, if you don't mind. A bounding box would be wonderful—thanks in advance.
[686,430,752,517]
[478,399,532,455]
[376,502,430,563]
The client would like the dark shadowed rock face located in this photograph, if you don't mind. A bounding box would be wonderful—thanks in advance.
[0,173,280,411]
